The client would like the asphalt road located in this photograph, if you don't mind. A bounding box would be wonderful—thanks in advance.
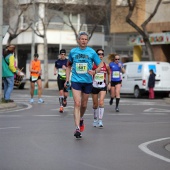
[0,88,170,170]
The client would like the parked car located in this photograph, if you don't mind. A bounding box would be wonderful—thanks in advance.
[2,72,26,89]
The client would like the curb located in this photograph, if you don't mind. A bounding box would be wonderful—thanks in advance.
[0,102,17,110]
[163,98,170,104]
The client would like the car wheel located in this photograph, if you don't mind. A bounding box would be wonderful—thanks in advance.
[18,83,25,89]
[134,87,141,98]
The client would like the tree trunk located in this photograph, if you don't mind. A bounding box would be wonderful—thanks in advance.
[44,36,48,88]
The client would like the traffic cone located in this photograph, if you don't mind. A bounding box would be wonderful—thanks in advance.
[34,82,38,95]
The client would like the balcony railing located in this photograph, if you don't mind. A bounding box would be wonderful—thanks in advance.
[34,22,104,33]
[19,0,107,6]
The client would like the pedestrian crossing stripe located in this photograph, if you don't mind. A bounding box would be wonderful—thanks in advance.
[144,108,170,112]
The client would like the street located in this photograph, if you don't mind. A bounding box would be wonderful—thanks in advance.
[0,88,170,170]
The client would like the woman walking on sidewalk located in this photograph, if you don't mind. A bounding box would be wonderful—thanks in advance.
[148,69,156,99]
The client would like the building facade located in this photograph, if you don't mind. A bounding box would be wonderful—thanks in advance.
[3,0,109,84]
[110,0,170,62]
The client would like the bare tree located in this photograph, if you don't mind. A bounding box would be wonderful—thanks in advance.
[31,0,110,88]
[50,0,110,42]
[4,0,32,45]
[31,1,55,88]
[126,0,162,61]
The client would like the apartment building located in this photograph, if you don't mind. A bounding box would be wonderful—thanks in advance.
[3,0,109,82]
[110,0,170,62]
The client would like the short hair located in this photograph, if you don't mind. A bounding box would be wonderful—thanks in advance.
[34,53,39,58]
[77,31,89,39]
[60,49,66,54]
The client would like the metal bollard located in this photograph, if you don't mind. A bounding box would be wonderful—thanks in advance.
[34,82,38,95]
[69,89,73,97]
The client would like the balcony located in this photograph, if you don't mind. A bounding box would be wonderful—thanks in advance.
[19,0,107,6]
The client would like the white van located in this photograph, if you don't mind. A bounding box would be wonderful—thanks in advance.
[121,61,170,98]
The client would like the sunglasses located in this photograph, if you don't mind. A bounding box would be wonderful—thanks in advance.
[98,53,104,56]
[115,58,120,60]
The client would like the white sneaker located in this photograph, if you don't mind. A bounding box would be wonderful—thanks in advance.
[98,120,103,128]
[38,98,44,103]
[93,119,98,127]
[30,98,34,103]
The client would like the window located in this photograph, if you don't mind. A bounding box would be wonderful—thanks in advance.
[116,0,128,6]
[163,0,170,3]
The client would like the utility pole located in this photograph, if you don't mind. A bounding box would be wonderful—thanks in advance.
[0,0,3,99]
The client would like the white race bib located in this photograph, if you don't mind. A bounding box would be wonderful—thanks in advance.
[94,73,104,82]
[112,71,120,78]
[76,63,88,74]
[32,76,38,81]
[58,68,66,76]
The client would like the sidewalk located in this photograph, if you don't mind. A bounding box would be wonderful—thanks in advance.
[0,102,17,110]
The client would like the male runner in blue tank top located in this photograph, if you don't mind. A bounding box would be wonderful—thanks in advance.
[65,31,103,138]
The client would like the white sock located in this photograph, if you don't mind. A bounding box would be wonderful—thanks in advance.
[98,107,104,120]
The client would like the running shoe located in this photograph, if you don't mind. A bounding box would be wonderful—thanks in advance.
[59,106,64,113]
[62,99,67,107]
[38,98,44,103]
[93,119,98,127]
[109,98,113,105]
[74,129,82,139]
[30,98,34,104]
[80,119,85,132]
[115,107,119,112]
[98,120,103,128]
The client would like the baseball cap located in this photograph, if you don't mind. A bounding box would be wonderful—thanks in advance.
[60,49,66,54]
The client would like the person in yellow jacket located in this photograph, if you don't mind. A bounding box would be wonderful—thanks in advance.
[29,53,44,103]
[2,45,20,103]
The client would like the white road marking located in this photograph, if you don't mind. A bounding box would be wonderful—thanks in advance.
[0,127,20,130]
[33,115,60,117]
[144,108,170,112]
[138,137,170,163]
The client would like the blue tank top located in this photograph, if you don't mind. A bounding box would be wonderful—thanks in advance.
[109,62,123,82]
[68,47,101,83]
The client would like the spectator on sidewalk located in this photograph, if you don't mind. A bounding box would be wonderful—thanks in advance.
[2,45,20,103]
[148,69,156,99]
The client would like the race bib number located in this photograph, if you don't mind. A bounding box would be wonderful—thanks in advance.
[32,76,38,81]
[76,63,88,74]
[58,68,66,76]
[94,73,104,82]
[112,71,120,78]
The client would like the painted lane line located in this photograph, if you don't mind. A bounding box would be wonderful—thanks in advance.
[0,127,20,130]
[144,108,170,112]
[0,115,22,117]
[33,115,61,117]
[138,137,170,163]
